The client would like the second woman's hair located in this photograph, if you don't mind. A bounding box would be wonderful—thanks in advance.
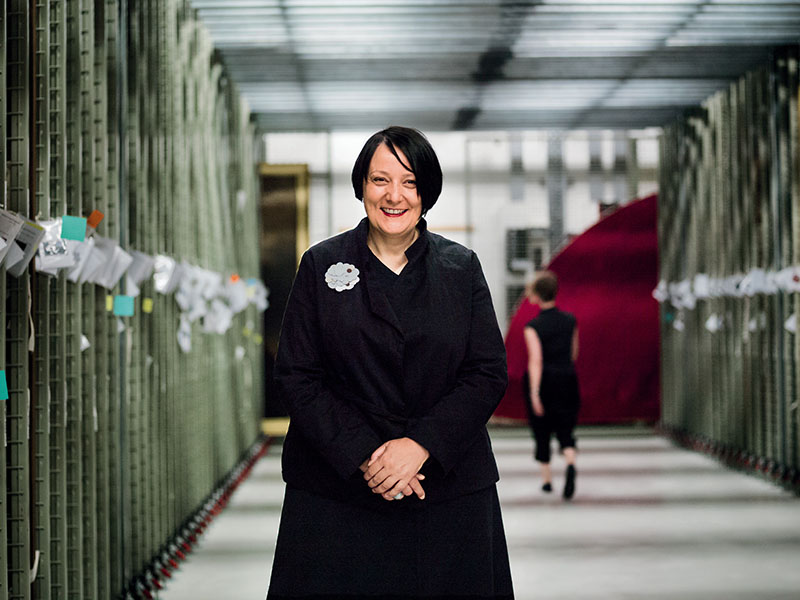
[530,270,559,302]
[351,126,443,214]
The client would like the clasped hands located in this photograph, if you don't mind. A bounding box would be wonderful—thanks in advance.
[360,437,429,502]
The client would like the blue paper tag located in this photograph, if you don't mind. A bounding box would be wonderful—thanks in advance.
[0,370,8,400]
[113,295,135,317]
[61,215,88,241]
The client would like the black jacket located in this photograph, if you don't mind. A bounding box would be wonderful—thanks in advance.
[274,217,508,510]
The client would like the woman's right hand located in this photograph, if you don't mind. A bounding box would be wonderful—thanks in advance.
[358,460,426,501]
[532,393,545,417]
[359,445,427,501]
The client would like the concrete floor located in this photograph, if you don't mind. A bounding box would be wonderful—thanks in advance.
[161,427,800,599]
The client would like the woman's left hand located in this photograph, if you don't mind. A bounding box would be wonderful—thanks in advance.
[363,438,430,501]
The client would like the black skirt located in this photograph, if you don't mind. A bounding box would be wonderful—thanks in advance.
[267,485,514,599]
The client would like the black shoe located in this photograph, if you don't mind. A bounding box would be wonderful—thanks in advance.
[563,465,576,500]
[542,482,552,493]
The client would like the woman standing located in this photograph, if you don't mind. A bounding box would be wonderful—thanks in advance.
[523,270,580,500]
[267,126,514,599]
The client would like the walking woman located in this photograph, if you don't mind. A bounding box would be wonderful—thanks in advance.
[523,270,580,500]
[267,126,514,599]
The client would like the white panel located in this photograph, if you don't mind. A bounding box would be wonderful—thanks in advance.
[565,181,598,235]
[637,179,659,200]
[470,179,510,326]
[330,169,364,235]
[603,180,620,203]
[523,182,550,229]
[426,187,467,235]
[426,132,468,234]
[427,131,467,172]
[600,134,615,171]
[500,198,546,232]
[330,131,373,172]
[522,134,548,171]
[327,132,372,236]
[264,132,330,172]
[468,137,511,172]
[563,134,590,170]
[308,175,330,246]
[636,137,660,169]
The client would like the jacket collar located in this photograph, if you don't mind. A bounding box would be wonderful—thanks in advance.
[352,216,430,264]
[351,217,430,334]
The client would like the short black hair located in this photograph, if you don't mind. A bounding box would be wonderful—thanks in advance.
[530,270,559,302]
[351,126,443,215]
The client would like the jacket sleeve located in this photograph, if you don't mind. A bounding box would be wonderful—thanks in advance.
[404,251,508,475]
[274,250,383,479]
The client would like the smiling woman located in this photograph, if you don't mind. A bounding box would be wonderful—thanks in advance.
[353,128,443,274]
[267,126,514,599]
[362,144,423,270]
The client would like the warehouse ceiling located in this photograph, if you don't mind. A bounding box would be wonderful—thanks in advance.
[190,0,800,132]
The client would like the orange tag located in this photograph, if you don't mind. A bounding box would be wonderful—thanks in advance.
[87,210,104,229]
[230,273,240,283]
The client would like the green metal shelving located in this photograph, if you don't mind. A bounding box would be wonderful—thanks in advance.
[46,1,69,596]
[7,2,33,600]
[32,1,52,598]
[78,0,98,595]
[1,0,9,596]
[3,2,263,598]
[659,47,800,486]
[64,1,85,596]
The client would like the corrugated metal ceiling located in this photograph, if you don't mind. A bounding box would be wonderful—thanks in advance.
[190,0,800,132]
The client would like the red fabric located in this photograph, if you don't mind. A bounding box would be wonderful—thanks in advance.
[496,194,660,424]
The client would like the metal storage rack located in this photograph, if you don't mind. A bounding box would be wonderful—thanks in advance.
[6,2,33,599]
[659,47,800,490]
[0,0,7,594]
[2,2,263,598]
[46,2,69,597]
[33,1,52,598]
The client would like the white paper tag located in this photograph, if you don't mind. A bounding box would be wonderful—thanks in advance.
[705,314,722,333]
[7,219,46,277]
[0,209,25,266]
[784,313,796,334]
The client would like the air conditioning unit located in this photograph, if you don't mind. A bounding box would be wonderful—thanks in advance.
[505,228,549,274]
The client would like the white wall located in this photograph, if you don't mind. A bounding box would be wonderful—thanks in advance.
[263,128,659,329]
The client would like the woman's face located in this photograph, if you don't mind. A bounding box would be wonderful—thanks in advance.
[363,143,422,240]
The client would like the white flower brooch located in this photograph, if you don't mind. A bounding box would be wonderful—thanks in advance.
[325,262,360,292]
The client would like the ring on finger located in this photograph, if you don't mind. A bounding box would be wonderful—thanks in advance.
[393,492,404,500]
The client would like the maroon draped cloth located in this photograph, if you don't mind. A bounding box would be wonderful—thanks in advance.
[495,194,660,424]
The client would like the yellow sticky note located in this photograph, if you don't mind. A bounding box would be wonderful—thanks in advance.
[242,327,252,338]
[142,298,154,314]
[106,295,113,312]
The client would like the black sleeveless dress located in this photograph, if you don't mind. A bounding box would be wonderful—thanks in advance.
[522,307,580,459]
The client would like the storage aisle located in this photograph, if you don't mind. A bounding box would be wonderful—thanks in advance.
[157,440,283,598]
[162,428,800,599]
